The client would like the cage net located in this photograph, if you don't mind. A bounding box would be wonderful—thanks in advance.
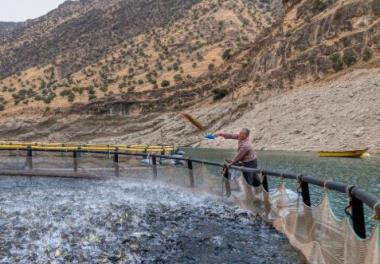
[0,151,378,264]
[224,171,380,264]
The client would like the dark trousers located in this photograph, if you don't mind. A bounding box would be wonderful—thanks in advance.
[242,160,260,187]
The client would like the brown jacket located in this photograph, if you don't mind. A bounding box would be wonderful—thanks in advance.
[223,133,257,164]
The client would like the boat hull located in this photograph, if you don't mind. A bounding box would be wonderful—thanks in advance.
[319,149,368,158]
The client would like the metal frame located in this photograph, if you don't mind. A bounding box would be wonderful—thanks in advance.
[0,147,379,239]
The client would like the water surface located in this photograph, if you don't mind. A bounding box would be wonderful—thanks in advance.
[0,177,305,264]
[184,148,380,196]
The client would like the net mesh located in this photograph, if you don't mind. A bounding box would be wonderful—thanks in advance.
[226,174,380,264]
[0,152,378,264]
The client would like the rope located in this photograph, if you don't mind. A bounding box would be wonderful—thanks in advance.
[296,174,302,194]
[259,170,264,183]
[323,180,329,189]
[279,173,284,187]
[344,186,355,218]
[221,164,228,197]
[323,180,332,193]
[372,201,380,220]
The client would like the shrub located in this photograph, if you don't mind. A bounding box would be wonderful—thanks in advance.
[101,86,109,93]
[174,74,183,83]
[222,49,233,61]
[12,88,36,105]
[212,88,229,101]
[59,90,76,102]
[119,82,128,89]
[362,47,372,62]
[196,52,203,61]
[342,51,357,66]
[312,0,327,11]
[43,92,56,104]
[173,63,180,71]
[87,87,96,95]
[148,79,157,85]
[208,63,216,71]
[161,80,170,87]
[329,52,343,72]
[89,94,97,101]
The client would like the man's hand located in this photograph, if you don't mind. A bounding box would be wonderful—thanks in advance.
[224,159,232,167]
[215,132,225,138]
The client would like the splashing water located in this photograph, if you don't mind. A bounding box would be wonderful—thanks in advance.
[0,177,305,263]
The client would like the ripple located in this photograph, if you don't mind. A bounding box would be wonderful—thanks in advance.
[0,177,304,263]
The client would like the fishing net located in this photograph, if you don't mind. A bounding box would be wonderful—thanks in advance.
[223,171,380,264]
[0,152,378,264]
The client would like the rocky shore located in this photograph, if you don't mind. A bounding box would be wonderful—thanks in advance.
[201,68,380,154]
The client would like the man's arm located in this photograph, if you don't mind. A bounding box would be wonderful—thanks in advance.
[230,145,249,165]
[216,132,239,140]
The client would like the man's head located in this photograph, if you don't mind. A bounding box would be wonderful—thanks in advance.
[238,128,250,140]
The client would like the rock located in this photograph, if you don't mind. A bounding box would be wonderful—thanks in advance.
[354,127,365,137]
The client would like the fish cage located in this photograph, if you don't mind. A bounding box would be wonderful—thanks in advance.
[0,147,379,264]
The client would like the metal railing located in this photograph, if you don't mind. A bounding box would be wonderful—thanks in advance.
[0,146,379,240]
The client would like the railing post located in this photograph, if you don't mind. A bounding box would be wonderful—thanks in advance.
[26,145,33,170]
[261,171,271,212]
[73,150,78,173]
[187,159,195,188]
[151,155,157,179]
[223,165,231,197]
[351,193,366,239]
[113,148,119,177]
[300,176,314,235]
[262,172,269,192]
[300,177,311,206]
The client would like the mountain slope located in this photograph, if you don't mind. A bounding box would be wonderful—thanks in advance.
[0,0,280,112]
[0,0,379,152]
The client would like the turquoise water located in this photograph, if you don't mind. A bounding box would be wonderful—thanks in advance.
[184,148,380,231]
[184,148,380,196]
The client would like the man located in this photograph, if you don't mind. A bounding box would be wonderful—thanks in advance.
[216,128,260,187]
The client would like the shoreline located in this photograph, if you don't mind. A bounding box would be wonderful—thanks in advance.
[189,145,380,156]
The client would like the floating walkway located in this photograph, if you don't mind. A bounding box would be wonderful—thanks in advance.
[0,141,175,154]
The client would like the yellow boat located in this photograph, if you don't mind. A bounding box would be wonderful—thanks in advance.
[319,149,369,158]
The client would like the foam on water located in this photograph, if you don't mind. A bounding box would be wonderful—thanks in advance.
[0,177,304,263]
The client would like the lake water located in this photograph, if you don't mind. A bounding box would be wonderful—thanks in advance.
[184,148,380,197]
[0,177,305,263]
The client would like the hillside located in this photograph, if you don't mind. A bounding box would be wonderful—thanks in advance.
[0,0,279,111]
[202,67,380,153]
[0,0,379,153]
[0,22,24,33]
